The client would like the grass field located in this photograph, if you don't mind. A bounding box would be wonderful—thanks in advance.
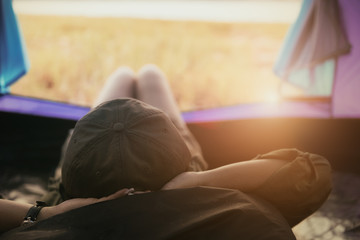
[12,15,290,111]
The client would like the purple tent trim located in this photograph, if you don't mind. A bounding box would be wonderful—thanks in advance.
[0,94,333,123]
[182,101,331,123]
[0,94,89,120]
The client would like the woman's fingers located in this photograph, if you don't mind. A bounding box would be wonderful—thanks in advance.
[127,190,151,196]
[99,188,134,201]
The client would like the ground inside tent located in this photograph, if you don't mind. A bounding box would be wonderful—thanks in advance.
[1,167,359,239]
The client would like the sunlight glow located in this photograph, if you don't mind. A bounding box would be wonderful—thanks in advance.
[264,92,281,104]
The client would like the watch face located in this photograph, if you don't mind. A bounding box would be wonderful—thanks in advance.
[22,219,35,227]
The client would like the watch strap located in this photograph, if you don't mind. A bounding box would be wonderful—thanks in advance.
[23,201,47,222]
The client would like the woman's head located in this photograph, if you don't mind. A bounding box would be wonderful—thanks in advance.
[61,98,191,199]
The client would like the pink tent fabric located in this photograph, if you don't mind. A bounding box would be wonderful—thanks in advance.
[333,0,360,118]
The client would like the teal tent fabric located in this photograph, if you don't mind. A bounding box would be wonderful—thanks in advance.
[273,0,313,78]
[0,0,29,94]
[285,59,335,96]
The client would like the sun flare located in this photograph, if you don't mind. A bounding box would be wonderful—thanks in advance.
[264,92,281,104]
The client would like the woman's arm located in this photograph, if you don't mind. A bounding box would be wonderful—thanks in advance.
[162,159,288,192]
[0,188,133,233]
[0,199,32,233]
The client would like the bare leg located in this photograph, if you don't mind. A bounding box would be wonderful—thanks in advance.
[137,64,185,128]
[92,66,136,108]
[136,64,208,171]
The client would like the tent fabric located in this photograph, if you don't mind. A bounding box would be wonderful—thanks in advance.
[285,0,350,70]
[332,0,360,118]
[273,0,313,78]
[0,187,295,240]
[274,0,351,97]
[285,59,335,96]
[0,0,29,94]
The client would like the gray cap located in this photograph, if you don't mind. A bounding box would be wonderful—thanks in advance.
[62,98,191,198]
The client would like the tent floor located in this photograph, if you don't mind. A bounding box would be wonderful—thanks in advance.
[293,171,360,240]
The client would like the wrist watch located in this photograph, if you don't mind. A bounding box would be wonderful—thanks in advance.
[22,201,47,226]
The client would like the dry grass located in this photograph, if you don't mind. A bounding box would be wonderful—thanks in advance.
[12,15,290,111]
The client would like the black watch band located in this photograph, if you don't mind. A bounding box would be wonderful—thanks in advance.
[23,201,47,224]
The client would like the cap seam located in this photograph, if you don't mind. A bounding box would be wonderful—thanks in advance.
[128,131,184,167]
[67,130,111,193]
[127,110,165,128]
[77,130,112,161]
[78,119,112,129]
[116,103,124,179]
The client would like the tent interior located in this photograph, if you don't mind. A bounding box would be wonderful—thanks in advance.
[1,0,360,239]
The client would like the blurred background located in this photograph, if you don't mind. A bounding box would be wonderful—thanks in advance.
[11,0,301,111]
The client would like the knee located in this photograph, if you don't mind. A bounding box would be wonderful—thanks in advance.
[137,64,166,87]
[138,64,162,78]
[112,66,135,81]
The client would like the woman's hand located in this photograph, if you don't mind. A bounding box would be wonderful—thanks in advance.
[38,188,133,221]
[0,188,134,233]
[162,172,200,190]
